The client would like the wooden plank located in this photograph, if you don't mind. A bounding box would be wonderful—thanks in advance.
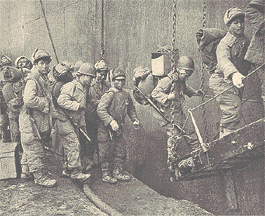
[177,118,265,180]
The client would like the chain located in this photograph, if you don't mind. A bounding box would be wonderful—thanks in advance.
[170,0,177,129]
[199,0,208,143]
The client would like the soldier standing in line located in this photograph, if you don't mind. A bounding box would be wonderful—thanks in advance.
[84,60,111,172]
[56,63,95,181]
[151,56,204,181]
[97,68,139,184]
[19,49,57,187]
[209,8,251,138]
[0,55,12,142]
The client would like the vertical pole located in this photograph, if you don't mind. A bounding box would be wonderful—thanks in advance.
[39,0,59,64]
[101,0,104,58]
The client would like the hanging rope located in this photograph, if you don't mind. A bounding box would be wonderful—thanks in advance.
[101,0,105,58]
[39,0,59,64]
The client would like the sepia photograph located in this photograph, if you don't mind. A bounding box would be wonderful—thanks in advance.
[0,0,264,215]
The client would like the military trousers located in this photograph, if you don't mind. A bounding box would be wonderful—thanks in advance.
[20,132,44,173]
[55,120,82,172]
[97,121,126,170]
[209,73,243,134]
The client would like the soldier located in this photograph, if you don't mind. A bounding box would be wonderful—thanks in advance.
[209,8,251,138]
[0,55,12,142]
[151,56,204,180]
[245,0,265,113]
[84,60,111,171]
[97,68,139,184]
[19,49,57,187]
[56,63,95,181]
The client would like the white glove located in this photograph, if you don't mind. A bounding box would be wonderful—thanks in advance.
[110,120,119,131]
[232,72,245,88]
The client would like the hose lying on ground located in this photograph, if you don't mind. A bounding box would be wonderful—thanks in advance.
[83,184,122,216]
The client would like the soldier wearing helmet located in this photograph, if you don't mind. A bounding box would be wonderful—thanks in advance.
[97,68,139,184]
[0,55,12,143]
[84,60,111,172]
[56,63,95,181]
[19,48,58,187]
[151,56,204,181]
[209,7,251,138]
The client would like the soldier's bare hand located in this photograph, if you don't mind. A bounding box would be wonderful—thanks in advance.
[232,72,245,88]
[110,120,119,131]
[167,92,176,100]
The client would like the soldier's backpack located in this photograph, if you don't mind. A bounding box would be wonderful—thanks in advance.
[132,66,159,105]
[51,63,74,106]
[196,28,227,73]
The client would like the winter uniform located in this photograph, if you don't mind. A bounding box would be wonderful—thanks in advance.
[151,69,200,180]
[209,9,251,137]
[56,63,95,180]
[85,60,110,164]
[0,55,12,142]
[245,0,265,112]
[97,68,138,183]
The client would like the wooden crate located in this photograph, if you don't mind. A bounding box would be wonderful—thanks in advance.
[0,141,18,180]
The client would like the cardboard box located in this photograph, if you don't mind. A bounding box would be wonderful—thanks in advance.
[151,52,171,76]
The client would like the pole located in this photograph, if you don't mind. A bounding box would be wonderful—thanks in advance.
[39,0,59,64]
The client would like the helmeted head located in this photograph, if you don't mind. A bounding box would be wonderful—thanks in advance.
[224,7,245,36]
[110,68,126,90]
[1,55,12,67]
[74,60,84,72]
[53,63,74,82]
[61,60,74,72]
[76,63,96,86]
[31,49,52,74]
[95,60,109,82]
[15,56,33,70]
[177,56,195,81]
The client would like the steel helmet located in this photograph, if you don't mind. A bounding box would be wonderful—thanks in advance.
[31,48,52,64]
[95,60,108,72]
[224,7,245,25]
[177,56,195,71]
[77,63,96,77]
[1,55,12,67]
[74,60,84,72]
[110,68,126,80]
[15,56,33,69]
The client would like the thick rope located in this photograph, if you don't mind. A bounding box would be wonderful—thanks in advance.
[101,0,105,58]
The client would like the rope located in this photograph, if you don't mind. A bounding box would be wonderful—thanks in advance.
[101,0,105,58]
[39,0,59,64]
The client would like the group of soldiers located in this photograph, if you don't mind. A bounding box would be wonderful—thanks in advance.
[0,1,264,187]
[0,49,140,187]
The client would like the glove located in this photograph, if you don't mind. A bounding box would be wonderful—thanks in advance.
[193,89,204,97]
[167,92,176,100]
[110,120,119,131]
[78,104,86,111]
[133,119,140,129]
[232,72,245,88]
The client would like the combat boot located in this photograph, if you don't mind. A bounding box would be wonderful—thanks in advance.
[33,170,57,188]
[21,165,31,179]
[112,168,130,182]
[71,172,91,181]
[101,162,117,184]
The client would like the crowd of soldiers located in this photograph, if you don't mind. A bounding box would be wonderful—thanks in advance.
[0,2,263,187]
[0,50,140,187]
